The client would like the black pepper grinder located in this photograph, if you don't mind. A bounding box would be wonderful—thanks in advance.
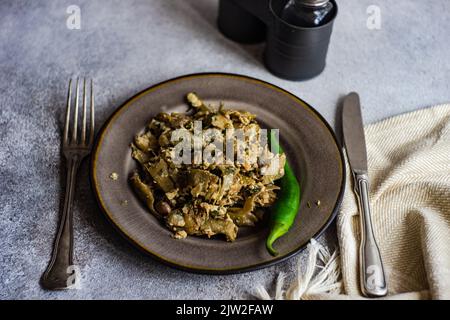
[264,0,338,80]
[281,0,334,27]
[217,0,338,81]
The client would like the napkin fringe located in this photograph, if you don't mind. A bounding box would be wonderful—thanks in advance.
[254,239,342,300]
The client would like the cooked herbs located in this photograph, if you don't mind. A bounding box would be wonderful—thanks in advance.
[129,93,286,241]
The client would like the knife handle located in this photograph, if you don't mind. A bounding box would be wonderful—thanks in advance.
[354,173,388,297]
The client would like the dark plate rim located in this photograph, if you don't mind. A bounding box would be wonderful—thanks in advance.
[90,72,346,275]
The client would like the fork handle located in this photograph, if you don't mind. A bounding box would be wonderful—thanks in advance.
[41,157,80,290]
[354,172,388,297]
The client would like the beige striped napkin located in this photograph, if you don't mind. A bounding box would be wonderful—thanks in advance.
[257,104,450,300]
[337,103,450,300]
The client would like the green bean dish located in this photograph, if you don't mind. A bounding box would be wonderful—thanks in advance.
[130,93,287,242]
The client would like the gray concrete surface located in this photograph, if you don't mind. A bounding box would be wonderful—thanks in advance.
[1,0,449,299]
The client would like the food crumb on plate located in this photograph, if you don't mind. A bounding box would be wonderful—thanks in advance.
[109,172,119,180]
[172,230,188,239]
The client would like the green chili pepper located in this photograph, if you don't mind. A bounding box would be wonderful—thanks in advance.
[266,131,301,256]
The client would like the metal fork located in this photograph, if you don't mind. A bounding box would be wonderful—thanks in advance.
[41,78,95,290]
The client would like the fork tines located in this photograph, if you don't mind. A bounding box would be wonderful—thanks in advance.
[64,78,95,147]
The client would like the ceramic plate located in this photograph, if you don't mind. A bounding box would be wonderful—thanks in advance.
[91,73,345,274]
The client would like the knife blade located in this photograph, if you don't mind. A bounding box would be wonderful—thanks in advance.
[342,93,368,173]
[342,92,388,298]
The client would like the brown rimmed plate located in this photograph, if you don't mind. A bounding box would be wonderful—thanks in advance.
[91,73,345,274]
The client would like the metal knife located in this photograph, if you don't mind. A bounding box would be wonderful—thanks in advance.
[342,92,388,298]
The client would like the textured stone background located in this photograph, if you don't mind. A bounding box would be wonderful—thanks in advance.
[1,0,449,299]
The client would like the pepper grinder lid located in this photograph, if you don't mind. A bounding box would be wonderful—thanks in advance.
[298,0,331,7]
